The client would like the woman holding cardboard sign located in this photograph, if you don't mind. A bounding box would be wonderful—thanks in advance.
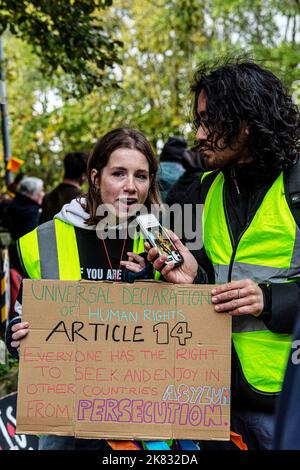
[7,128,194,451]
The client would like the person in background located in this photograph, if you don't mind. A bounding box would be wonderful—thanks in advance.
[157,136,186,202]
[166,147,206,206]
[6,176,44,241]
[0,173,25,226]
[40,151,88,223]
[5,176,44,272]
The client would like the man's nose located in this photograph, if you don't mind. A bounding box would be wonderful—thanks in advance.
[196,124,207,141]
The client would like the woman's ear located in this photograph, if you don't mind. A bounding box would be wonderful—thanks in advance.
[90,169,99,187]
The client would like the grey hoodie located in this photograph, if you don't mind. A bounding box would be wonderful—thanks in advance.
[54,197,129,232]
[54,197,95,230]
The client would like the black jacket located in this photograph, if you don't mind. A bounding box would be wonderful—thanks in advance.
[5,193,41,241]
[40,183,83,223]
[3,193,41,272]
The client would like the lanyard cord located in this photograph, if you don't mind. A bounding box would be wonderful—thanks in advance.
[100,236,127,281]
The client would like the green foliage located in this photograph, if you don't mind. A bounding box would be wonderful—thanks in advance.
[0,356,19,377]
[0,356,18,377]
[0,356,18,397]
[0,0,122,96]
[1,0,299,189]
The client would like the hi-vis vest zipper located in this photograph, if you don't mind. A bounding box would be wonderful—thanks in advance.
[17,218,160,280]
[202,170,300,394]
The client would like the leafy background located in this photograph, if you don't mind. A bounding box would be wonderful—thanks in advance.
[0,0,299,190]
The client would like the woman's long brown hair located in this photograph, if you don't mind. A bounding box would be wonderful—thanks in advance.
[83,128,161,225]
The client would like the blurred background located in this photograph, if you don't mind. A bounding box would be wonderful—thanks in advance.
[0,0,299,191]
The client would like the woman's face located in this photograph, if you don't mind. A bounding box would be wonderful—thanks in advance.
[92,147,151,220]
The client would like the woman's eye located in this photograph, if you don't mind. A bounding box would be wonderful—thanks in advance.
[112,171,124,177]
[136,174,147,180]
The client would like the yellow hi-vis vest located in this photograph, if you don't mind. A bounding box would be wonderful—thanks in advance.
[202,170,300,394]
[17,218,160,281]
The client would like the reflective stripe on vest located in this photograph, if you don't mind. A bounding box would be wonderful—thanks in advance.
[18,219,160,281]
[18,224,41,279]
[202,171,300,393]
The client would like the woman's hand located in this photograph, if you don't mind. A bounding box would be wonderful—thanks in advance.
[211,279,264,317]
[120,252,146,273]
[146,230,198,284]
[11,322,30,349]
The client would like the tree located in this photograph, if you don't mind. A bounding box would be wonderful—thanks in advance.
[0,0,122,96]
[1,0,299,191]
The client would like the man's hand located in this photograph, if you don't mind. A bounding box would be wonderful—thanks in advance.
[211,279,264,317]
[146,230,198,284]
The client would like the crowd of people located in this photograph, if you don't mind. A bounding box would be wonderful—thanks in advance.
[1,59,300,451]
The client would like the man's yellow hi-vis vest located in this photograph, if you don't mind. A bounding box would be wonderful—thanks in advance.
[17,218,160,280]
[202,171,300,394]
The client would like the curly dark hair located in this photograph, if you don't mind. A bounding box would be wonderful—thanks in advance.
[191,58,300,175]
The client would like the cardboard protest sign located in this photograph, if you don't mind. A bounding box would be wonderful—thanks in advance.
[17,280,231,441]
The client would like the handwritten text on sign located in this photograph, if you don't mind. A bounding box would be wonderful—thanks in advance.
[17,281,231,441]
